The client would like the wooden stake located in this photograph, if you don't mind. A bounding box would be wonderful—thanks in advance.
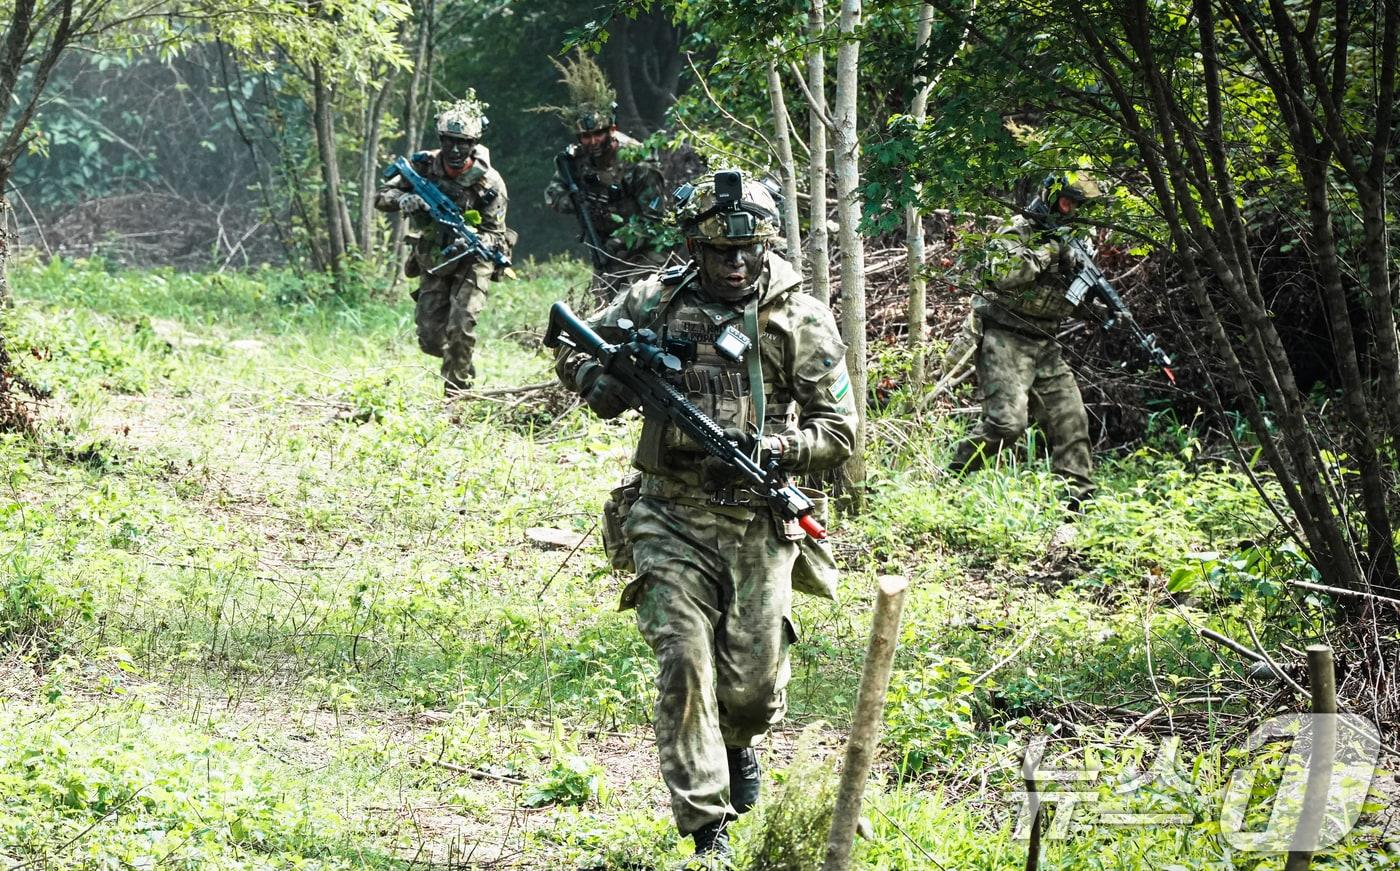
[822,575,909,871]
[1284,645,1337,871]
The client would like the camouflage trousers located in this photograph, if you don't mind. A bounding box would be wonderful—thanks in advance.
[950,321,1094,501]
[413,261,491,393]
[622,495,798,835]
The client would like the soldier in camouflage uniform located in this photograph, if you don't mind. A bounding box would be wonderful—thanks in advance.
[949,176,1099,508]
[556,172,856,860]
[376,92,513,395]
[540,55,670,303]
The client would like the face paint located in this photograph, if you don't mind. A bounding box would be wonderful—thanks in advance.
[697,242,766,301]
[440,135,476,177]
[576,128,613,160]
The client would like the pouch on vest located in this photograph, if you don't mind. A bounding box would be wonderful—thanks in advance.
[789,486,839,600]
[601,471,642,572]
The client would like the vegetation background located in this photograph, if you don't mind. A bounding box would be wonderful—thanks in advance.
[0,0,1396,867]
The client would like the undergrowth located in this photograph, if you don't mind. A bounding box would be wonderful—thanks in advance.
[0,255,1388,868]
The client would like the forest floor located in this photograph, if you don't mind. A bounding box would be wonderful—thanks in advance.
[0,256,1394,869]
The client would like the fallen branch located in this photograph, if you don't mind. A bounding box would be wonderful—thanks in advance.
[418,756,527,786]
[456,381,556,400]
[1198,628,1308,697]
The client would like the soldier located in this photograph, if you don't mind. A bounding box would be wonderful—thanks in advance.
[948,175,1100,510]
[555,171,856,861]
[540,54,670,303]
[376,92,513,395]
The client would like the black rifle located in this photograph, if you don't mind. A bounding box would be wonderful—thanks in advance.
[382,156,511,275]
[543,301,826,540]
[1025,196,1175,383]
[554,148,608,271]
[1061,238,1175,384]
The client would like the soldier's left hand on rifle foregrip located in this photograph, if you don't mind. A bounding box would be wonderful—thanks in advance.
[578,362,636,420]
[397,193,427,214]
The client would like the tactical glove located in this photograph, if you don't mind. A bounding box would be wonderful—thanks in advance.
[700,427,782,488]
[397,193,427,214]
[577,362,636,420]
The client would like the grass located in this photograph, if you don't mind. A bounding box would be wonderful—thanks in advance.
[0,254,1391,868]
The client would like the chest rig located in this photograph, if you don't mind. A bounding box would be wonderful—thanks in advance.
[632,276,800,475]
[408,152,497,272]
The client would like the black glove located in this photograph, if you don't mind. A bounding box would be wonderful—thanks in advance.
[578,362,636,420]
[700,427,765,489]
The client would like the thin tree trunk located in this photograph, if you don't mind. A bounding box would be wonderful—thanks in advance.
[0,189,12,307]
[358,78,394,252]
[806,2,831,304]
[313,62,348,286]
[391,1,433,285]
[905,4,935,392]
[766,60,804,275]
[834,0,867,502]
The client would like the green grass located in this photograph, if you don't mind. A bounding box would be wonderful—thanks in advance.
[0,255,1388,869]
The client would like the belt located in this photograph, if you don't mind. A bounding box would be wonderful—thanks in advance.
[638,472,765,511]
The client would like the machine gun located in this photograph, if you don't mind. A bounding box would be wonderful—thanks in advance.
[1061,238,1175,384]
[543,301,827,540]
[382,156,511,275]
[554,148,608,271]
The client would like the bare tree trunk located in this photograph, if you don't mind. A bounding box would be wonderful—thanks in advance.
[0,190,12,307]
[806,2,831,303]
[391,2,433,287]
[313,62,348,286]
[834,0,867,502]
[766,60,804,275]
[358,78,394,253]
[904,4,935,392]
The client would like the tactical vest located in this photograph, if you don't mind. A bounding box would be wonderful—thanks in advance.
[408,149,500,274]
[631,278,799,476]
[974,227,1080,333]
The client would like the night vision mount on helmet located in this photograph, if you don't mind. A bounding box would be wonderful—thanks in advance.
[673,170,781,243]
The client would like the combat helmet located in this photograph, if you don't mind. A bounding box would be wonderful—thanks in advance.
[674,170,781,245]
[533,52,618,134]
[1043,172,1102,206]
[434,90,489,140]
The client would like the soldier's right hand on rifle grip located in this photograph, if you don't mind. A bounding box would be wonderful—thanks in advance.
[397,193,427,214]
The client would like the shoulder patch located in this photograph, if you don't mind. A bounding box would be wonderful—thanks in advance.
[830,368,851,401]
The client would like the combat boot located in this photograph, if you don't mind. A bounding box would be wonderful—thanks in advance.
[726,747,761,815]
[691,820,731,857]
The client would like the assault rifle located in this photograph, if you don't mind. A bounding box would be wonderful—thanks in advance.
[1025,196,1175,384]
[554,148,608,271]
[1061,238,1176,384]
[383,156,511,275]
[543,301,827,540]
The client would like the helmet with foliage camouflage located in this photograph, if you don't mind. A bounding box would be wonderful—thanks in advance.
[673,170,781,244]
[435,91,489,140]
[573,102,618,134]
[530,52,618,134]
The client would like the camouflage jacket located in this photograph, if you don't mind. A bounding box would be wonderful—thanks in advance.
[557,252,857,499]
[972,215,1082,335]
[375,145,512,277]
[544,133,667,260]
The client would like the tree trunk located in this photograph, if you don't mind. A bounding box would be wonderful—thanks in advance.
[834,0,867,503]
[904,4,935,392]
[766,60,804,275]
[806,1,831,304]
[391,0,433,286]
[358,78,394,253]
[313,62,348,286]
